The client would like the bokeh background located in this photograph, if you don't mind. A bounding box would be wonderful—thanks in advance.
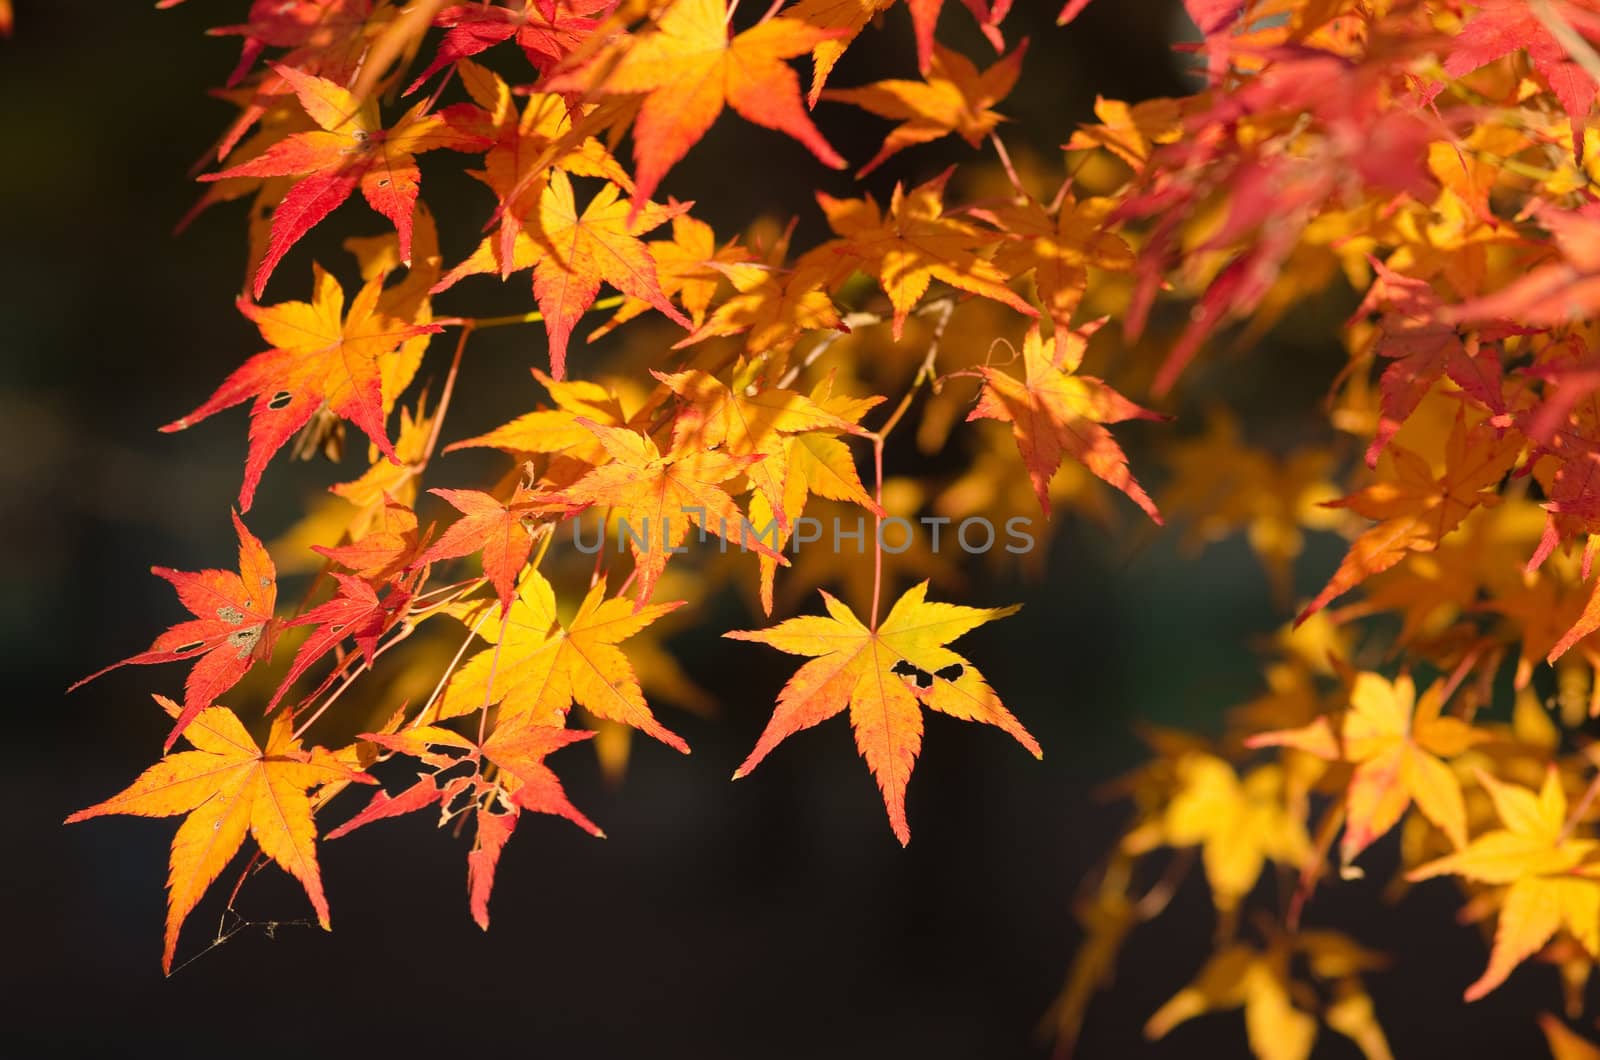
[0,1,1558,1056]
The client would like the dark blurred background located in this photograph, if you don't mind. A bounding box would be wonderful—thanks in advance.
[0,1,1559,1057]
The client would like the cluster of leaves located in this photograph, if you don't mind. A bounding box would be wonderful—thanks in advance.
[60,0,1600,1056]
[1043,2,1600,1057]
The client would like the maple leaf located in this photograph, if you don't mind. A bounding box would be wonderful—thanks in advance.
[1411,766,1600,1001]
[1248,672,1486,875]
[1446,203,1600,329]
[405,1,614,95]
[743,373,884,613]
[727,581,1036,845]
[551,418,786,604]
[467,721,607,928]
[591,213,746,339]
[313,495,423,581]
[1125,752,1311,913]
[1297,417,1519,623]
[1045,854,1140,1056]
[1358,259,1506,466]
[785,0,896,104]
[986,193,1133,336]
[968,322,1162,522]
[436,568,690,752]
[206,1,373,88]
[201,65,487,297]
[655,364,866,529]
[1433,0,1600,136]
[1541,1012,1600,1060]
[480,719,604,836]
[419,486,581,613]
[1063,93,1184,171]
[331,717,603,928]
[433,171,690,378]
[1145,934,1391,1060]
[466,806,518,930]
[69,512,279,751]
[803,169,1036,339]
[447,369,631,476]
[452,59,634,267]
[268,572,415,712]
[163,264,441,511]
[66,697,371,972]
[679,222,844,353]
[823,40,1026,177]
[547,0,846,211]
[1158,410,1340,604]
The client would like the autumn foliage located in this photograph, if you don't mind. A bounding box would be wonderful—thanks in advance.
[53,0,1600,1056]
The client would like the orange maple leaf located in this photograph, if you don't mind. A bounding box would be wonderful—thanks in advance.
[548,0,846,211]
[332,718,603,929]
[742,373,885,614]
[65,697,371,972]
[1297,417,1518,624]
[446,369,631,479]
[786,0,896,105]
[552,418,787,604]
[419,486,581,613]
[655,365,867,529]
[787,0,1008,89]
[163,264,441,510]
[433,170,691,378]
[678,221,844,353]
[803,169,1036,338]
[728,581,1037,845]
[313,496,423,582]
[591,213,746,339]
[823,40,1026,176]
[451,60,633,266]
[968,323,1162,521]
[986,194,1133,336]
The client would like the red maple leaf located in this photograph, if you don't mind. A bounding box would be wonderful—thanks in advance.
[201,64,488,297]
[68,513,281,750]
[269,573,415,712]
[405,1,615,95]
[1434,0,1600,137]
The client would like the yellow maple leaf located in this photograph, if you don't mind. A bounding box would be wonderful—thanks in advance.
[727,581,1037,845]
[1410,766,1600,1001]
[435,569,690,753]
[1250,672,1485,874]
[66,696,370,973]
[1147,932,1391,1060]
[1127,751,1311,912]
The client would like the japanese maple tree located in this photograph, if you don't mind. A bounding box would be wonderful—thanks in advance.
[53,0,1600,1056]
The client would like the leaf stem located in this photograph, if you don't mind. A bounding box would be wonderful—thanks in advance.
[990,131,1027,198]
[420,322,472,467]
[440,294,628,332]
[865,297,955,628]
